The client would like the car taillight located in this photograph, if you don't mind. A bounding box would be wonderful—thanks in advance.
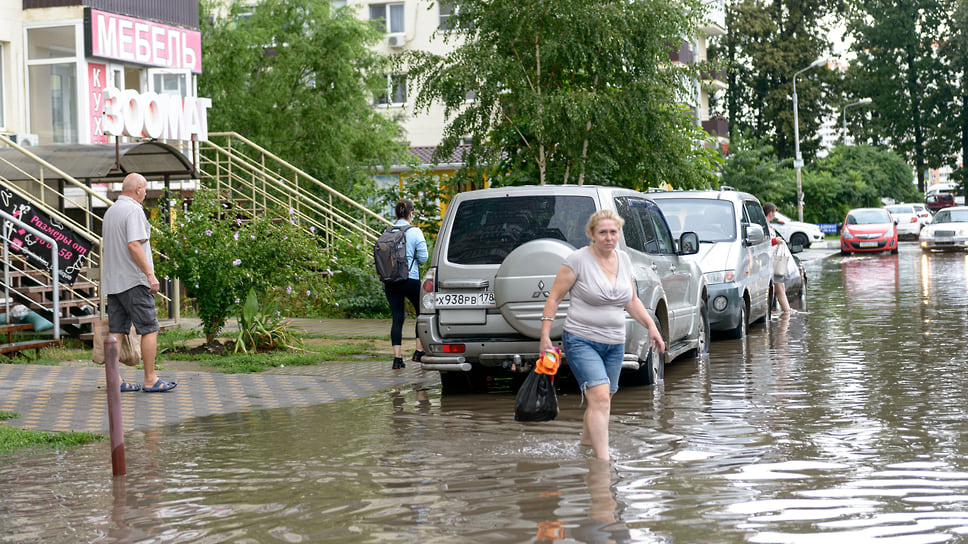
[910,217,918,223]
[442,344,465,353]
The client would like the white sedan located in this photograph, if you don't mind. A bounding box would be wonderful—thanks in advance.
[770,211,825,248]
[884,204,922,239]
[919,206,968,251]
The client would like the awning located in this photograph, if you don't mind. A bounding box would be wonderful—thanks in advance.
[0,141,195,182]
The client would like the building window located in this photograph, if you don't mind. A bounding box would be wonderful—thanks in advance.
[374,74,407,106]
[26,25,81,144]
[369,2,405,34]
[439,2,454,30]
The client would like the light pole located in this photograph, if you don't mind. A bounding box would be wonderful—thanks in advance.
[792,58,826,222]
[842,98,872,145]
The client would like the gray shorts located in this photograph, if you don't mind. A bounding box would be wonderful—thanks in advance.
[107,285,159,335]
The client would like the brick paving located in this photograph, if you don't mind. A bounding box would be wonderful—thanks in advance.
[0,318,437,433]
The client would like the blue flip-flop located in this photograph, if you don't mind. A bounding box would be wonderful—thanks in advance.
[142,379,177,393]
[120,381,141,392]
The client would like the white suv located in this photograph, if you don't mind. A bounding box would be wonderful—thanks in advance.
[416,185,709,393]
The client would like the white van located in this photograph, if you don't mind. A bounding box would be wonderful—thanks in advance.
[651,189,773,338]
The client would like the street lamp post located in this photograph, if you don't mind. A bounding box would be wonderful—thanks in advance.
[792,58,827,222]
[842,98,872,145]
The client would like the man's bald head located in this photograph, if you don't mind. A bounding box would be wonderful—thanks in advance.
[121,173,147,203]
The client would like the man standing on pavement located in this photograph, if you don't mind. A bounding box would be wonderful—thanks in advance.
[101,173,176,393]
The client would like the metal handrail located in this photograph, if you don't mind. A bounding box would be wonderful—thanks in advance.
[199,133,392,244]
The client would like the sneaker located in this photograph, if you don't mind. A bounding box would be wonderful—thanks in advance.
[392,357,405,369]
[411,350,425,362]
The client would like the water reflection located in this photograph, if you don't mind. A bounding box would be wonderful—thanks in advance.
[8,245,968,542]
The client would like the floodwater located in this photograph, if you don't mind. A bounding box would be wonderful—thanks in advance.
[5,243,968,543]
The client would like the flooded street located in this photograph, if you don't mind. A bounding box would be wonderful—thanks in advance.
[6,243,968,543]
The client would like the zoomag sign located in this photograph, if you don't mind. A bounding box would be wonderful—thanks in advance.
[99,86,212,142]
[84,8,202,73]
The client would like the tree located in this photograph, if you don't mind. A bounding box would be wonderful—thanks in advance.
[845,0,957,192]
[722,143,917,223]
[947,0,968,197]
[200,0,407,194]
[726,0,838,161]
[152,189,329,344]
[405,0,720,190]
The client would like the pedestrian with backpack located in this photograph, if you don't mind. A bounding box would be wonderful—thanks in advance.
[375,198,428,369]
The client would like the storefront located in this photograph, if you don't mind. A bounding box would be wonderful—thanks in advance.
[5,0,200,146]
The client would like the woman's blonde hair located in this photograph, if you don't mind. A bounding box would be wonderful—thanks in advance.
[586,209,625,236]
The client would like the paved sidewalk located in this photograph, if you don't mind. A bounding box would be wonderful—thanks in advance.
[0,319,437,434]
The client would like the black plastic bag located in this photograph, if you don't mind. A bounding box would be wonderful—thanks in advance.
[514,370,559,422]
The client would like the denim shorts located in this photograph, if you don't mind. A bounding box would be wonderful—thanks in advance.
[562,329,624,394]
[107,285,159,335]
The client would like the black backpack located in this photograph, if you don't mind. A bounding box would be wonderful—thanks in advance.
[373,225,414,283]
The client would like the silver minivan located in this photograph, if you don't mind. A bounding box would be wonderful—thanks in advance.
[416,185,709,392]
[650,189,773,338]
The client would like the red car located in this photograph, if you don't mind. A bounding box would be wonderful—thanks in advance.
[840,207,899,255]
[926,193,956,212]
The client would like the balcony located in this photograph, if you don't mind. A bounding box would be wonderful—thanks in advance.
[668,41,694,64]
[702,117,728,138]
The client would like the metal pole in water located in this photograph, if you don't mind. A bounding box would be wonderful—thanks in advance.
[103,336,126,476]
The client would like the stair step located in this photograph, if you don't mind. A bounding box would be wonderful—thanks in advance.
[0,339,61,355]
[0,323,35,333]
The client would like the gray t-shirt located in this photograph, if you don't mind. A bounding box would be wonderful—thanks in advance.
[101,195,152,295]
[562,246,633,345]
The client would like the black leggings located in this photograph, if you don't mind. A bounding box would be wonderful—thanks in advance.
[384,278,421,346]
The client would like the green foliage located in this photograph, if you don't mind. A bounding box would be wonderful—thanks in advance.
[379,165,451,242]
[405,0,719,189]
[0,412,103,455]
[152,189,329,342]
[722,142,916,223]
[234,288,301,353]
[844,0,957,191]
[319,232,390,318]
[173,342,381,373]
[199,0,407,193]
[725,0,839,160]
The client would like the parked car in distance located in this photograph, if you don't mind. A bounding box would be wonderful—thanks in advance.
[416,185,709,393]
[926,192,956,213]
[651,189,772,338]
[919,206,968,251]
[840,208,898,255]
[883,204,921,240]
[770,211,825,249]
[908,202,933,228]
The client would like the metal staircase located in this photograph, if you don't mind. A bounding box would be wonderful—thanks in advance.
[0,132,390,356]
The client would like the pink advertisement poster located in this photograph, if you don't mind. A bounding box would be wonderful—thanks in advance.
[85,8,202,73]
[88,62,108,144]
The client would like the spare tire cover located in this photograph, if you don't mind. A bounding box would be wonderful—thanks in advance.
[494,238,576,339]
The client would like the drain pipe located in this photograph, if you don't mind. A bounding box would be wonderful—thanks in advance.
[103,336,126,476]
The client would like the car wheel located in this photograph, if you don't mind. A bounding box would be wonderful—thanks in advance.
[791,232,809,248]
[729,301,748,340]
[623,316,666,387]
[686,299,710,358]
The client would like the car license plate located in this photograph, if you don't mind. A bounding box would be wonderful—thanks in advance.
[858,241,878,248]
[435,291,495,307]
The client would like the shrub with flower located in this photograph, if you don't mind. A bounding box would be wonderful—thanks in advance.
[152,188,329,344]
